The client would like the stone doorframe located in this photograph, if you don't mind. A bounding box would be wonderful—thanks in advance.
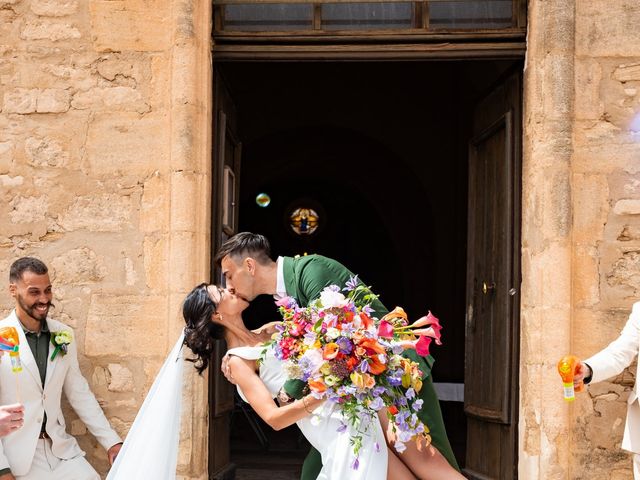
[177,1,594,479]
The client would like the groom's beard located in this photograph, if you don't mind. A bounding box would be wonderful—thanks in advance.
[17,294,54,324]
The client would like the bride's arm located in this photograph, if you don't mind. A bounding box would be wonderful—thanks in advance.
[228,356,323,431]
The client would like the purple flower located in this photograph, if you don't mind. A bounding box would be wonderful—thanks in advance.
[358,360,369,373]
[405,388,416,400]
[374,442,380,453]
[351,457,360,470]
[362,305,374,316]
[369,397,384,410]
[412,399,424,411]
[337,422,348,433]
[327,284,341,293]
[343,275,360,292]
[336,337,353,354]
[394,441,407,453]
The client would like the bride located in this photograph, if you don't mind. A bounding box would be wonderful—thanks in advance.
[182,283,465,480]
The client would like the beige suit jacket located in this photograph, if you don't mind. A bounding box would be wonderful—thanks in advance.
[0,311,122,476]
[586,302,640,454]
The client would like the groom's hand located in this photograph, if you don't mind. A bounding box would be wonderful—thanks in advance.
[0,473,15,480]
[221,355,237,384]
[0,404,24,437]
[108,442,123,465]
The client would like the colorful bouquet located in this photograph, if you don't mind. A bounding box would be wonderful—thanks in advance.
[271,277,442,465]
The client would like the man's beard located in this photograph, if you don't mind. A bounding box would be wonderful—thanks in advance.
[16,294,54,324]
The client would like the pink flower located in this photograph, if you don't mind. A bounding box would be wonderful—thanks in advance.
[377,320,394,338]
[415,336,432,356]
[409,311,439,329]
[411,326,442,345]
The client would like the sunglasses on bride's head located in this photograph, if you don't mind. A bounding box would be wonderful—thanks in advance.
[205,284,224,307]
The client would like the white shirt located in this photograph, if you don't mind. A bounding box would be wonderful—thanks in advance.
[275,256,287,300]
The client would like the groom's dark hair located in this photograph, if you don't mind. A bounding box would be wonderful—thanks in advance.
[215,232,272,266]
[10,257,48,283]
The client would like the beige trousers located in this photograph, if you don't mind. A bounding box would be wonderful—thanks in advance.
[16,439,100,480]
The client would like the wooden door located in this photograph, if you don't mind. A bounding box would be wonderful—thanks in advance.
[464,71,521,480]
[209,69,242,480]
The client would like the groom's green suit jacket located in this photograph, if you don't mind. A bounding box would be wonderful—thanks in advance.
[281,255,459,478]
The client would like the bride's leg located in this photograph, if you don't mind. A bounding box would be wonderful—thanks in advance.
[386,447,416,480]
[377,410,464,480]
[397,441,465,480]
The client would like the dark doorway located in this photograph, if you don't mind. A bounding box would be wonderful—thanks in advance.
[212,60,521,478]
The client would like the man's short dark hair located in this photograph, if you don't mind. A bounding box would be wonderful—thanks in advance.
[10,257,48,283]
[214,232,272,266]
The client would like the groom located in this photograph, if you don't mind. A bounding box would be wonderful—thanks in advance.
[216,232,459,478]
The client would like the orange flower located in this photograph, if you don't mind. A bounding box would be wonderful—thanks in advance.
[367,355,387,375]
[322,342,340,360]
[381,307,408,323]
[308,378,327,393]
[360,312,374,329]
[358,337,386,356]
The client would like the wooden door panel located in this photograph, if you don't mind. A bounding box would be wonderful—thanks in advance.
[209,70,241,480]
[464,71,521,480]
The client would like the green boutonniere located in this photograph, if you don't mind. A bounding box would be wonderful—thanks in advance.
[50,330,73,361]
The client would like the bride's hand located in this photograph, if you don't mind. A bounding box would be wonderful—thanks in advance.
[221,355,236,384]
[252,321,282,337]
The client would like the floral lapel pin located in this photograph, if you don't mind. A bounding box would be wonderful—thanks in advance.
[50,331,73,361]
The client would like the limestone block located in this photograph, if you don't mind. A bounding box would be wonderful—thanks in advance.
[124,256,137,286]
[25,136,69,167]
[574,246,601,307]
[140,172,168,232]
[40,62,97,91]
[143,235,167,290]
[92,365,109,387]
[70,419,87,436]
[107,363,134,392]
[614,199,640,215]
[85,113,169,177]
[170,171,207,233]
[3,88,37,114]
[613,63,640,83]
[95,53,151,83]
[9,195,48,223]
[606,250,640,294]
[89,1,170,52]
[573,174,609,242]
[0,175,23,187]
[31,0,78,17]
[50,247,107,284]
[59,194,133,232]
[0,141,14,174]
[36,88,70,113]
[85,295,168,356]
[576,1,640,57]
[71,86,149,113]
[575,59,604,120]
[21,21,81,42]
[618,225,640,241]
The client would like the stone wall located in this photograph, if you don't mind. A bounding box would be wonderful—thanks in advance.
[522,0,640,479]
[0,1,212,478]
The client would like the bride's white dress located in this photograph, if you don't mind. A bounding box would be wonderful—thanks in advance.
[227,345,388,480]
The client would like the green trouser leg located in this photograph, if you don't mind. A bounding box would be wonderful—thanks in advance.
[300,447,323,480]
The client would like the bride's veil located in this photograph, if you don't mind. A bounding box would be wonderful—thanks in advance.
[106,332,186,479]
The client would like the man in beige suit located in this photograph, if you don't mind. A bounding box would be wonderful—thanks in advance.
[0,257,122,480]
[574,302,640,478]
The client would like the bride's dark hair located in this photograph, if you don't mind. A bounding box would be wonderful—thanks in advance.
[183,283,225,375]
